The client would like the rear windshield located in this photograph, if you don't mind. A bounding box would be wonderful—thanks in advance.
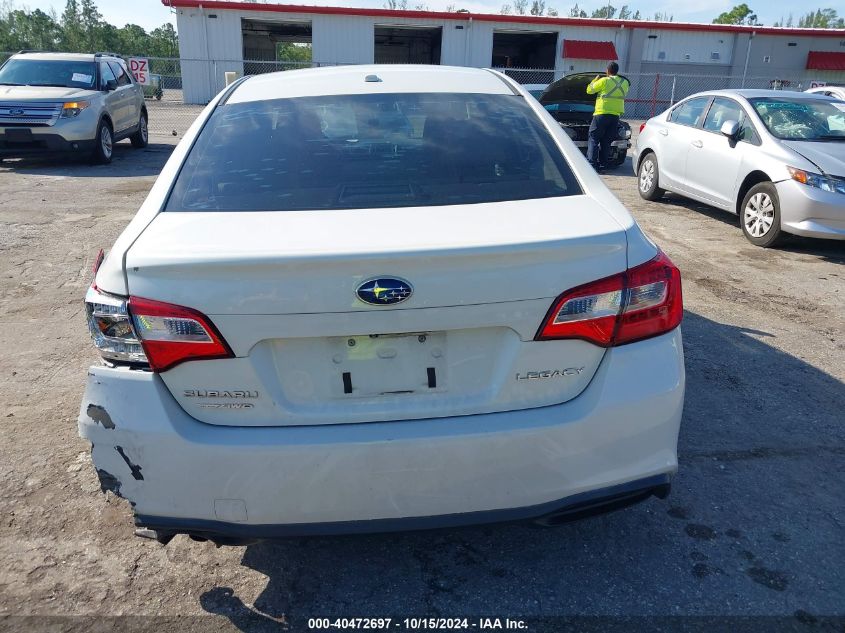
[0,59,96,89]
[165,92,581,212]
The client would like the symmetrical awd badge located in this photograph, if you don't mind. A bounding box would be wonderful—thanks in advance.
[356,277,413,306]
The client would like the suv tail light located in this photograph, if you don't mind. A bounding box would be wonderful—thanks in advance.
[639,122,646,134]
[85,285,233,372]
[128,297,233,372]
[537,251,682,346]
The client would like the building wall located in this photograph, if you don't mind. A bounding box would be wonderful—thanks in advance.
[741,34,845,79]
[175,7,845,104]
[175,8,244,104]
[313,15,374,65]
[641,29,735,66]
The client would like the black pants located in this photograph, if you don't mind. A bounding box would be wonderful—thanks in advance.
[587,114,619,168]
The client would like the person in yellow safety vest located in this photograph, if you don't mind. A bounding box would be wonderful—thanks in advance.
[586,61,630,172]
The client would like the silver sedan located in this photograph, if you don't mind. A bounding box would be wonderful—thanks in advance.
[634,89,845,247]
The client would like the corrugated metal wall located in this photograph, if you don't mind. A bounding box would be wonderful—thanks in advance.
[175,7,845,104]
[642,30,735,66]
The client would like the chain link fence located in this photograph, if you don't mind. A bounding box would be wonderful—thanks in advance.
[1,52,841,139]
[492,67,829,118]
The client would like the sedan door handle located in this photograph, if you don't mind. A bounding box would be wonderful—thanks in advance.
[658,129,668,136]
[691,140,703,148]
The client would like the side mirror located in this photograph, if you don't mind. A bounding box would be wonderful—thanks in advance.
[104,79,118,91]
[720,120,740,138]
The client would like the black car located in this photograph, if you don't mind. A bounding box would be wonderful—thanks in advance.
[538,72,632,168]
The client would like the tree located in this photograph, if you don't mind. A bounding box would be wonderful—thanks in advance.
[79,0,101,50]
[0,0,178,58]
[2,9,61,50]
[797,8,844,27]
[653,11,673,21]
[500,3,512,13]
[618,5,631,19]
[277,42,311,63]
[513,0,529,14]
[632,9,641,19]
[713,4,759,25]
[547,6,559,16]
[60,0,84,51]
[592,5,616,18]
[530,0,546,15]
[150,23,178,57]
[568,3,587,17]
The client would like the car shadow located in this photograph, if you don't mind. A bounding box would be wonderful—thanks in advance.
[197,310,845,623]
[600,154,635,177]
[659,195,845,262]
[0,141,175,177]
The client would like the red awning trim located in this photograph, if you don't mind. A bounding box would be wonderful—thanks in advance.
[562,40,618,60]
[806,51,845,71]
[162,0,845,37]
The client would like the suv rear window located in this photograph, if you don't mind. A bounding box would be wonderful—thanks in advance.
[0,59,96,89]
[165,92,581,212]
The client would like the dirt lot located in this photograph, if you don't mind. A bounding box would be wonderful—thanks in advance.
[0,135,843,631]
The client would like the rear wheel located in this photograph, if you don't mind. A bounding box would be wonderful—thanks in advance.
[638,152,664,201]
[91,119,113,164]
[130,111,148,149]
[740,182,783,248]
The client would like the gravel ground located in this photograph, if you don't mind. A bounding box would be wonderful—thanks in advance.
[0,135,843,632]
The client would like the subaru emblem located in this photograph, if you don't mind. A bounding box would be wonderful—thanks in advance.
[356,277,413,306]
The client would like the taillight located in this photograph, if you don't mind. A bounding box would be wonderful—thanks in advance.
[86,288,234,371]
[537,251,682,346]
[85,285,148,366]
[128,296,233,372]
[639,122,646,134]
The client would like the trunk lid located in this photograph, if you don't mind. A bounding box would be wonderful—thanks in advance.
[126,196,628,426]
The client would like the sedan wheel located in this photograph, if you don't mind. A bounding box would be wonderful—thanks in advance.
[637,152,665,201]
[740,182,784,248]
[743,192,774,238]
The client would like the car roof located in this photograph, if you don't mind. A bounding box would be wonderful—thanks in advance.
[10,52,121,62]
[685,88,835,100]
[228,65,514,104]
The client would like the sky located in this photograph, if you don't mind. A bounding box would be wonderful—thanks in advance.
[7,0,825,31]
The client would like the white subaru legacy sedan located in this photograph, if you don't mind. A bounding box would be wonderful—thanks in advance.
[79,65,685,545]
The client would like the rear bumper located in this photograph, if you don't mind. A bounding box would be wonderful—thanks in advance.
[139,475,672,544]
[776,180,845,240]
[78,329,685,537]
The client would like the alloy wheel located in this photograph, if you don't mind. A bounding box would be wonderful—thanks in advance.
[101,125,113,159]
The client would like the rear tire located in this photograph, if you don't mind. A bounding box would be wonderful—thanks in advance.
[91,119,113,164]
[638,152,664,201]
[740,182,784,248]
[130,111,148,149]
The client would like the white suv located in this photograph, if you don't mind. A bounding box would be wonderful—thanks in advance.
[79,65,685,545]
